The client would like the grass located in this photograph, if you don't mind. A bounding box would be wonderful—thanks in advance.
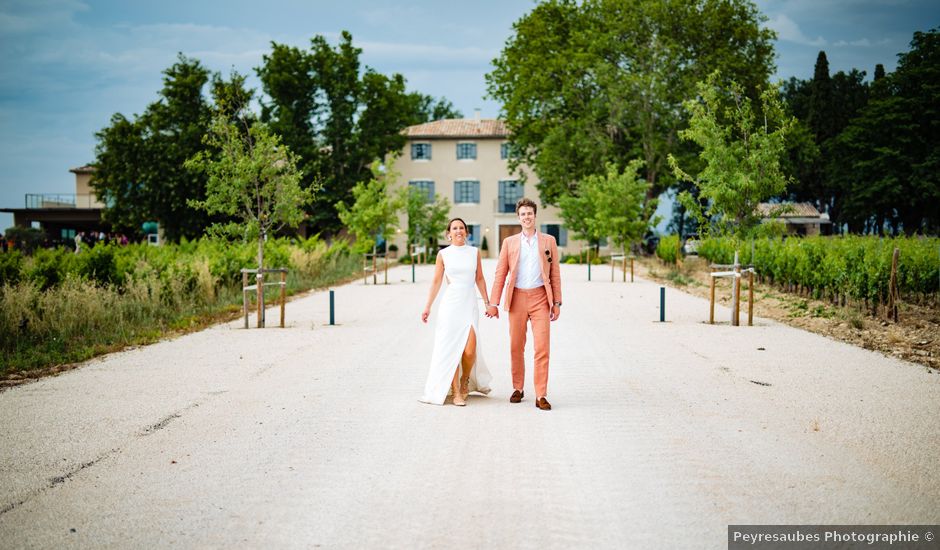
[665,270,693,286]
[0,247,360,378]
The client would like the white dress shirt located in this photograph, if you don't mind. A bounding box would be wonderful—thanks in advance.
[515,230,544,289]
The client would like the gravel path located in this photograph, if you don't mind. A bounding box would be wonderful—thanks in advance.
[1,260,938,549]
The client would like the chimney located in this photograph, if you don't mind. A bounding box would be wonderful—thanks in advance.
[474,108,481,121]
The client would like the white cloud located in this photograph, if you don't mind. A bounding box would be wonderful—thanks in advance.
[767,13,827,46]
[834,38,872,47]
[0,0,87,33]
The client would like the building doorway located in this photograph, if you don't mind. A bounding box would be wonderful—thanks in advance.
[497,224,522,253]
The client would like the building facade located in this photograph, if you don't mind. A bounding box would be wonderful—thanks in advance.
[757,202,832,236]
[388,118,576,257]
[1,165,108,244]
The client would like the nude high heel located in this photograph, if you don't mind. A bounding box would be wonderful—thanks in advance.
[452,380,466,406]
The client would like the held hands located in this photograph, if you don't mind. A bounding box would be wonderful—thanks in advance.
[485,305,499,319]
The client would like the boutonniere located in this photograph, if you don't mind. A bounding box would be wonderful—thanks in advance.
[544,249,552,263]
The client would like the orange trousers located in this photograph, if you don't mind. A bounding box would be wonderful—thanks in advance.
[508,287,551,398]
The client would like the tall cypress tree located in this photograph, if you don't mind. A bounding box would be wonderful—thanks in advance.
[807,51,835,143]
[797,51,834,219]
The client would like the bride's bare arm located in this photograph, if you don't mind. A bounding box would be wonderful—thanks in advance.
[476,248,498,318]
[422,253,445,323]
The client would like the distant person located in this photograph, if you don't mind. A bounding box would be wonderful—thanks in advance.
[419,218,493,406]
[0,233,5,253]
[75,232,83,254]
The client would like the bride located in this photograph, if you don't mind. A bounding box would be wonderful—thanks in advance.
[420,218,493,406]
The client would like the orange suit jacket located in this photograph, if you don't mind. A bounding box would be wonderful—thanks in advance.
[490,231,562,312]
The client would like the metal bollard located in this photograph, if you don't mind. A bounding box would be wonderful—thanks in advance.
[660,287,665,322]
[412,261,415,283]
[329,290,335,326]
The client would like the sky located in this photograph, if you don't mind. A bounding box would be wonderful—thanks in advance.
[1,0,938,232]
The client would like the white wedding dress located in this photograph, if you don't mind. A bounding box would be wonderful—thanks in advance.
[420,244,493,405]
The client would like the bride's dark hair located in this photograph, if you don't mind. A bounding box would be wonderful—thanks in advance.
[446,218,468,234]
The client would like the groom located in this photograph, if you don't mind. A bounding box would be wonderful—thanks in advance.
[486,198,562,411]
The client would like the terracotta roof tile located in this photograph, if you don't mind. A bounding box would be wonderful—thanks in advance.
[404,118,509,139]
[69,165,96,174]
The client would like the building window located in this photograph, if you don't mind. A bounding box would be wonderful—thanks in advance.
[454,180,480,204]
[456,142,477,160]
[540,224,568,246]
[498,180,523,213]
[409,180,435,203]
[466,224,481,246]
[501,142,520,160]
[411,143,431,160]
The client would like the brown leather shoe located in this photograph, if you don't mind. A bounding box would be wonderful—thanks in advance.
[510,390,524,403]
[535,397,551,411]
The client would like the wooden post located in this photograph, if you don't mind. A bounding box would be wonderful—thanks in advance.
[709,269,716,324]
[384,254,388,285]
[622,253,626,282]
[363,254,368,285]
[630,257,634,282]
[887,247,900,322]
[675,237,681,269]
[256,271,263,328]
[610,255,614,282]
[372,253,377,285]
[279,270,286,328]
[748,269,754,326]
[242,271,249,329]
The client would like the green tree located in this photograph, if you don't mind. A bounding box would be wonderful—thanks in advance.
[807,52,835,145]
[560,160,652,253]
[829,28,940,234]
[185,112,314,276]
[399,185,427,254]
[420,194,452,254]
[670,73,794,236]
[486,0,776,209]
[557,183,606,251]
[397,184,452,258]
[258,32,454,235]
[782,52,871,230]
[336,160,402,256]
[94,54,213,241]
[406,94,463,122]
[593,160,653,252]
[93,56,255,242]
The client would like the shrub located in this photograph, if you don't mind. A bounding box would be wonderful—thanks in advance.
[656,235,680,264]
[696,234,940,307]
[0,251,23,285]
[0,237,362,374]
[77,244,121,286]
